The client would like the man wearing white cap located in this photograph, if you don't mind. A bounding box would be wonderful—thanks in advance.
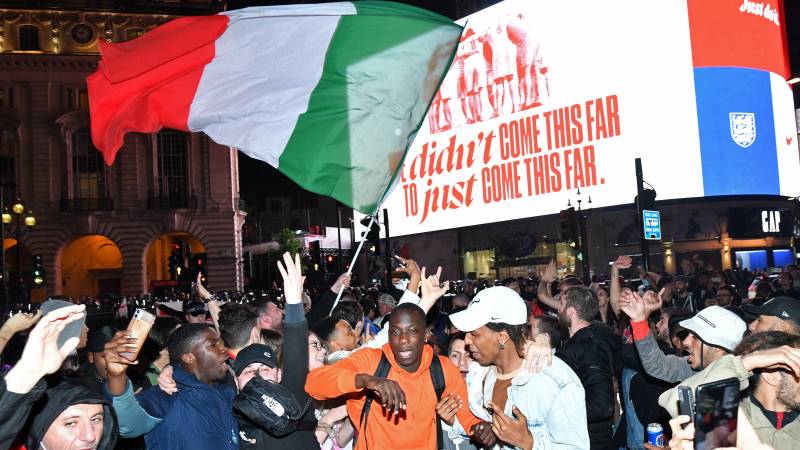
[450,286,589,450]
[620,290,747,383]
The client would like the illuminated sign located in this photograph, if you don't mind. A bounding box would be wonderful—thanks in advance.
[364,0,798,238]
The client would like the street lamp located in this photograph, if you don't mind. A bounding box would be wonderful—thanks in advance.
[0,192,36,315]
[566,188,592,284]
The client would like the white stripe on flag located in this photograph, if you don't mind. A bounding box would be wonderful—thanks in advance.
[188,3,357,165]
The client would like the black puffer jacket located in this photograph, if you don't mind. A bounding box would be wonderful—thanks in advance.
[556,322,621,450]
[235,303,318,450]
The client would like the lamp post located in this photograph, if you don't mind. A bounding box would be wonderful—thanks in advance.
[567,188,592,284]
[1,193,36,314]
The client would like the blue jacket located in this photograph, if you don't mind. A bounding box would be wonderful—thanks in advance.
[137,365,239,450]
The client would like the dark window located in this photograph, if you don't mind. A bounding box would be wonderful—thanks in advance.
[66,88,88,110]
[18,25,40,51]
[155,129,190,207]
[0,87,14,109]
[71,129,106,199]
[0,128,16,206]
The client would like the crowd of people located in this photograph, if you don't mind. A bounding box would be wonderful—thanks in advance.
[0,252,798,450]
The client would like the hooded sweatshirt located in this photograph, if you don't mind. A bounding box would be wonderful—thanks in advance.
[305,343,481,450]
[24,377,119,450]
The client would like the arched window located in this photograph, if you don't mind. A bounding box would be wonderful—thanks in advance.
[150,129,191,209]
[71,128,107,205]
[18,25,40,51]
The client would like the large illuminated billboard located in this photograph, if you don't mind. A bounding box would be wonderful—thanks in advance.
[372,0,799,237]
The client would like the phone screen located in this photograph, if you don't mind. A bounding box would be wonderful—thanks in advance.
[694,379,738,450]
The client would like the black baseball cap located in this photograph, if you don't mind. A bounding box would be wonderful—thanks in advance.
[233,344,278,375]
[742,296,800,326]
[184,301,206,317]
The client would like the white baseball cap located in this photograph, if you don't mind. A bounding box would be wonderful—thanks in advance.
[679,306,746,352]
[449,286,527,332]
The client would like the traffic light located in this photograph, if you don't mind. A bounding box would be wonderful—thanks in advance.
[31,255,45,286]
[309,240,322,271]
[361,216,381,254]
[559,207,577,243]
[168,241,185,281]
[189,253,208,283]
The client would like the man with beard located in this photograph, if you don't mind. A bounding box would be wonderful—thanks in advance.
[451,286,589,450]
[744,296,800,335]
[556,286,619,450]
[620,291,746,383]
[305,272,493,450]
[669,275,699,312]
[106,323,239,450]
[659,331,800,449]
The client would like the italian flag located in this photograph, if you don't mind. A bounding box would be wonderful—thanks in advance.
[88,1,461,213]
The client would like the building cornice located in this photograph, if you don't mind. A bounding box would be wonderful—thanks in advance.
[0,53,97,71]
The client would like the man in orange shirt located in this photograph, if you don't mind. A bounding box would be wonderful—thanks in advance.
[305,300,494,450]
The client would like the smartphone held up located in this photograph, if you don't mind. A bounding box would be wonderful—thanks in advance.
[120,308,155,361]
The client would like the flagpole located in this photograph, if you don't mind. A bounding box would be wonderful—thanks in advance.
[329,212,376,314]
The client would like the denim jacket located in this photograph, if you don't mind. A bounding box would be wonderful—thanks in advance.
[457,359,590,450]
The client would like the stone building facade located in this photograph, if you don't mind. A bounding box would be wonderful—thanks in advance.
[0,1,246,298]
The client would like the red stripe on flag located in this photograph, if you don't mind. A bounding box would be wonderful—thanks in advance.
[687,0,789,78]
[88,14,228,165]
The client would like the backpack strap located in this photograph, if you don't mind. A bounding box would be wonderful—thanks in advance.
[429,355,446,450]
[358,351,391,449]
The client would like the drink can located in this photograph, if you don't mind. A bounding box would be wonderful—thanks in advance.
[647,423,664,446]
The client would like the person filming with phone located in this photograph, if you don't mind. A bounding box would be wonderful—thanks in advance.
[658,331,800,449]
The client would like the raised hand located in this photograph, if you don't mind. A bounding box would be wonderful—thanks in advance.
[419,266,449,313]
[1,310,42,336]
[488,403,534,450]
[613,255,633,270]
[330,273,352,294]
[542,260,557,283]
[643,290,663,317]
[435,393,462,426]
[277,252,305,305]
[5,304,86,394]
[619,290,646,322]
[104,330,139,378]
[196,272,212,301]
[395,256,420,279]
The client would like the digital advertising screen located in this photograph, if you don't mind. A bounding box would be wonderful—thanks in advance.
[362,0,799,238]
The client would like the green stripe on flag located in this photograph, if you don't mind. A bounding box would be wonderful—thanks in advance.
[278,1,462,214]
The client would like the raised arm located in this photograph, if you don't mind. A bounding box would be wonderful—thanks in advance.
[0,311,41,356]
[103,330,162,436]
[609,255,632,317]
[276,252,311,402]
[364,266,448,349]
[620,291,693,382]
[537,260,560,310]
[395,257,422,295]
[195,273,220,331]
